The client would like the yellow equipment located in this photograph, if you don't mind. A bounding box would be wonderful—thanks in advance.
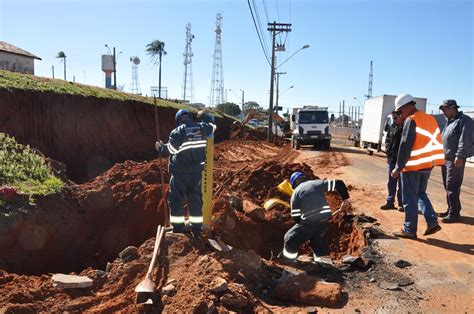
[277,179,294,197]
[263,198,290,210]
[202,135,214,226]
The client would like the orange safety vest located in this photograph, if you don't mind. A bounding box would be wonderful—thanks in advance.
[403,111,445,172]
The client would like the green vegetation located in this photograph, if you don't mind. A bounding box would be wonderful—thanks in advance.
[0,133,63,202]
[0,70,195,111]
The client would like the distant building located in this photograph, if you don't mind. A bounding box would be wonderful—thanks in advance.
[0,41,41,75]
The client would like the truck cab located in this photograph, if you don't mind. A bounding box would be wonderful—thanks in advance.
[290,106,331,149]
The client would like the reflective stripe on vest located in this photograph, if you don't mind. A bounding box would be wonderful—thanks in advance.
[403,111,445,172]
[283,247,298,259]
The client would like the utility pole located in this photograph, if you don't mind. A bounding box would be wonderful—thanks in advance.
[342,100,345,126]
[113,47,117,90]
[267,22,291,142]
[241,90,244,112]
[52,65,54,79]
[366,60,373,99]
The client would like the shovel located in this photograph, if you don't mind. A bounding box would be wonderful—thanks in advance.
[154,97,172,232]
[135,224,165,304]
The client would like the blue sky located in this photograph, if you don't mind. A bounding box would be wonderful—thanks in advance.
[0,0,472,115]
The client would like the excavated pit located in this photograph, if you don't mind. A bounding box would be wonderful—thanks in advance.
[212,160,366,261]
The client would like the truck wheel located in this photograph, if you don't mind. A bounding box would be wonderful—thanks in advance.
[324,141,331,150]
[367,150,374,155]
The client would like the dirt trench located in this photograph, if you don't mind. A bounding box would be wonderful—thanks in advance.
[0,89,232,182]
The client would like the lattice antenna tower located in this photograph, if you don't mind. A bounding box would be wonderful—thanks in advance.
[366,60,373,99]
[210,13,224,107]
[129,56,141,94]
[182,23,195,102]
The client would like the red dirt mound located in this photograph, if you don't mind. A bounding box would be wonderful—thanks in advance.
[0,159,169,275]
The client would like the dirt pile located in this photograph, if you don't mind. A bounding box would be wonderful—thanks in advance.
[0,159,168,275]
[0,232,350,312]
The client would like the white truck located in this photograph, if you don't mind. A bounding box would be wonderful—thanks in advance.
[361,95,427,155]
[290,106,331,149]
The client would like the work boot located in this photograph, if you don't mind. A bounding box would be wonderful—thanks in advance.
[437,211,449,218]
[423,224,442,236]
[398,205,404,212]
[442,214,461,223]
[393,229,417,239]
[380,203,396,210]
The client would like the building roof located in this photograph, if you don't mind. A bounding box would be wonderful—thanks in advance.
[0,41,42,60]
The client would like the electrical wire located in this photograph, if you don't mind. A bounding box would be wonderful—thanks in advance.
[247,0,271,65]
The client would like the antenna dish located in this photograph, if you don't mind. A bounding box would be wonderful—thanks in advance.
[131,56,140,65]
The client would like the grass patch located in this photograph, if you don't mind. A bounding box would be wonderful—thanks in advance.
[0,133,63,201]
[0,70,199,111]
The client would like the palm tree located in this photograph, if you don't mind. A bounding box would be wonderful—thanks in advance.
[146,40,167,98]
[56,51,67,80]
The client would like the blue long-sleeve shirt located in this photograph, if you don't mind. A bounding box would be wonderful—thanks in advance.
[394,117,417,172]
[442,111,473,161]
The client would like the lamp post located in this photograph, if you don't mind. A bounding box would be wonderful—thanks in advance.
[268,44,309,141]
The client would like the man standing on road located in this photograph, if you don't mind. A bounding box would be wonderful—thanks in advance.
[438,99,473,223]
[391,93,444,238]
[156,109,216,237]
[380,111,404,211]
[280,171,351,263]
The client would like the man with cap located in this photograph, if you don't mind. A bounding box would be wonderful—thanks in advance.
[156,109,216,237]
[380,110,404,211]
[391,93,444,238]
[280,171,351,263]
[438,99,473,223]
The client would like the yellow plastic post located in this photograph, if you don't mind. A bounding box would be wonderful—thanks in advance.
[202,136,214,226]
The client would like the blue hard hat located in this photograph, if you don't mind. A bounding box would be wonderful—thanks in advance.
[290,171,305,189]
[175,109,191,126]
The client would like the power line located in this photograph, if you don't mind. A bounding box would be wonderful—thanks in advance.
[247,0,271,65]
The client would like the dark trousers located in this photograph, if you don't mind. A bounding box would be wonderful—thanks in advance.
[168,171,203,236]
[283,222,328,260]
[441,160,465,216]
[387,161,402,206]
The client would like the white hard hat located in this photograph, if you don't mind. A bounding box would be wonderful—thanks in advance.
[394,93,415,111]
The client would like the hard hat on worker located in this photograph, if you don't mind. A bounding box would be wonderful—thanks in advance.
[175,109,191,126]
[290,172,306,189]
[394,93,416,112]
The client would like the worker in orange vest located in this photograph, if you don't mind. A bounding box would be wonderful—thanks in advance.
[391,93,444,239]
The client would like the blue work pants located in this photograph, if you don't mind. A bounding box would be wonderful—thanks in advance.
[401,170,438,234]
[168,171,203,236]
[387,161,402,206]
[283,222,328,260]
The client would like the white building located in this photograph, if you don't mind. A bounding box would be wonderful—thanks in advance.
[0,41,41,75]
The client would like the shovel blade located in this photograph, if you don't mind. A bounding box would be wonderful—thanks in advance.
[135,277,155,293]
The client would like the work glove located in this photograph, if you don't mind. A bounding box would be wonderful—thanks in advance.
[155,140,163,152]
[198,110,215,123]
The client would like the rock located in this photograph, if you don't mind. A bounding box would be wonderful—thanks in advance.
[161,284,176,296]
[105,262,113,273]
[398,278,414,287]
[247,207,265,221]
[367,226,385,238]
[342,255,359,264]
[228,249,261,270]
[220,292,249,308]
[379,281,400,290]
[119,246,138,262]
[341,255,371,269]
[274,275,342,306]
[228,195,243,211]
[52,274,93,289]
[209,277,228,293]
[394,260,412,268]
[165,278,177,286]
[357,213,377,223]
[208,239,233,252]
[369,277,376,283]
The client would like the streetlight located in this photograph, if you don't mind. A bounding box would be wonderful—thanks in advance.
[276,44,310,70]
[353,97,363,106]
[268,44,309,141]
[105,44,122,90]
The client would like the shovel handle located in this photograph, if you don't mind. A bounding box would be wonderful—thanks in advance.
[146,224,165,277]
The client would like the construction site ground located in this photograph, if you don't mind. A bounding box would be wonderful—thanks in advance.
[0,136,473,312]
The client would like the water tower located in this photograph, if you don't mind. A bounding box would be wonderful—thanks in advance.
[129,56,141,94]
[101,54,114,89]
